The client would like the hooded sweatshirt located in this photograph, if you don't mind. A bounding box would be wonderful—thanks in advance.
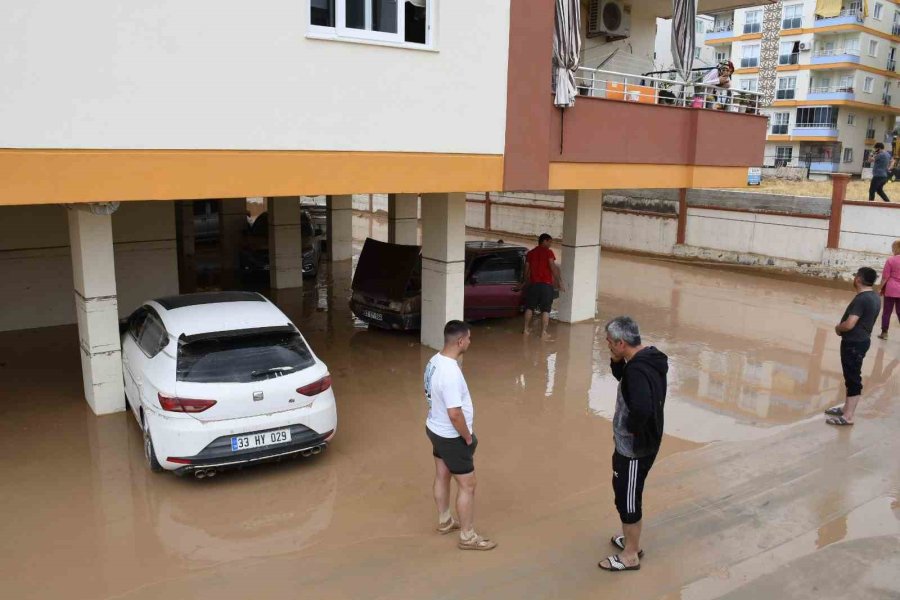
[610,346,669,458]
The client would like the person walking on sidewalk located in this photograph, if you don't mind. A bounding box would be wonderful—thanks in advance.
[424,320,497,551]
[878,240,900,340]
[599,317,669,573]
[868,143,891,202]
[825,267,881,426]
[523,233,565,341]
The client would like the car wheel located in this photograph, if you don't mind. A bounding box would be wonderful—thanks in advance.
[143,418,164,473]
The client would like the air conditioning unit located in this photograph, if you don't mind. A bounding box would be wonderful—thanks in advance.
[588,0,631,39]
[799,42,810,51]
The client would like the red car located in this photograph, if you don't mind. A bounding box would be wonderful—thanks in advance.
[350,239,526,330]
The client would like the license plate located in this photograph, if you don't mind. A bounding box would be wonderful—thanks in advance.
[363,310,383,321]
[231,428,291,452]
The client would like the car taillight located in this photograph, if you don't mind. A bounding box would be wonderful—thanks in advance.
[158,393,217,413]
[297,375,332,397]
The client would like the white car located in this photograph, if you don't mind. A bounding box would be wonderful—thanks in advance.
[121,291,337,478]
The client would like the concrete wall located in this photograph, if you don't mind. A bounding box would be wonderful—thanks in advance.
[685,207,829,262]
[840,203,900,254]
[0,1,511,155]
[0,203,178,332]
[602,210,678,255]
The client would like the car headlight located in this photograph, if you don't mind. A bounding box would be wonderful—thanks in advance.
[387,300,403,312]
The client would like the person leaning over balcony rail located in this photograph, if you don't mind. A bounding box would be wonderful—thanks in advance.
[701,61,733,109]
[868,143,891,202]
[878,240,900,340]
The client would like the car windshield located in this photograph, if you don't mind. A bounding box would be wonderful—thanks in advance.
[177,330,315,383]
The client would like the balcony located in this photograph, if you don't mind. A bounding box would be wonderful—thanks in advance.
[813,9,864,27]
[706,22,734,42]
[811,48,861,65]
[790,124,839,138]
[807,85,856,101]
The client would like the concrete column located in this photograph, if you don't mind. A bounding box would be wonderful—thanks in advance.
[327,195,354,262]
[676,188,688,245]
[175,201,197,293]
[388,193,419,245]
[219,198,246,287]
[268,197,304,289]
[67,205,125,415]
[420,193,466,350]
[827,173,850,249]
[558,190,602,323]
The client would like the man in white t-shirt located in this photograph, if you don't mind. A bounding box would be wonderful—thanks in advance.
[424,320,497,551]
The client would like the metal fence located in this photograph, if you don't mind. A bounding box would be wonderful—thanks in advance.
[573,67,763,113]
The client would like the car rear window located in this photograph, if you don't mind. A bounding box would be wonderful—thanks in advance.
[177,330,315,383]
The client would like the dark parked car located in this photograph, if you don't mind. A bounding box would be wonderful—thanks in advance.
[239,210,325,279]
[350,238,526,330]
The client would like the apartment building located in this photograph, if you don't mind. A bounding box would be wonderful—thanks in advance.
[706,0,900,174]
[1,0,768,415]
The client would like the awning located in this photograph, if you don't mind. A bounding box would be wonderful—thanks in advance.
[553,0,582,108]
[814,0,842,17]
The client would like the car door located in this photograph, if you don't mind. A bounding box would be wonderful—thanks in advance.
[464,253,525,320]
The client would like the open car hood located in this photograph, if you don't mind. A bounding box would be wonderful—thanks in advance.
[352,238,421,300]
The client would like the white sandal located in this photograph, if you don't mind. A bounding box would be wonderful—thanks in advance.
[458,533,497,551]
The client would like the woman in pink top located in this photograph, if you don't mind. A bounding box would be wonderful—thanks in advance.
[879,239,900,339]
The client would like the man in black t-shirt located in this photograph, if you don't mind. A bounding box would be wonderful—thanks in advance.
[825,267,881,426]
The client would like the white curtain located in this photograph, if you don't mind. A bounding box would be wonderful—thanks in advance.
[671,0,697,84]
[553,0,582,108]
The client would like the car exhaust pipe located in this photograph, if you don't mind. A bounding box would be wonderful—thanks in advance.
[194,468,217,479]
[311,445,323,455]
[300,448,313,457]
[205,469,217,478]
[194,470,207,480]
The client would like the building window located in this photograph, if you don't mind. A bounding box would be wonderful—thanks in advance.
[777,76,797,100]
[779,41,800,65]
[696,19,706,33]
[782,4,803,29]
[844,148,854,162]
[864,76,875,93]
[740,78,759,92]
[796,106,838,128]
[694,47,702,59]
[771,112,790,134]
[848,113,856,125]
[869,40,879,57]
[309,0,433,47]
[839,75,854,91]
[744,10,762,34]
[775,146,794,167]
[716,51,729,62]
[874,3,883,20]
[741,44,760,68]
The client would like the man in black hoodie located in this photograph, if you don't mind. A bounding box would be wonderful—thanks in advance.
[598,316,669,573]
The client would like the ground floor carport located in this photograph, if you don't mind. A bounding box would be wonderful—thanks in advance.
[1,239,898,599]
[0,189,607,416]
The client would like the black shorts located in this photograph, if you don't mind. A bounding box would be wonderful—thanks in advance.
[427,427,478,475]
[612,450,656,525]
[525,282,555,313]
[840,339,871,397]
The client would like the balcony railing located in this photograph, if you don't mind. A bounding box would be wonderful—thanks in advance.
[814,9,864,22]
[809,85,855,93]
[813,48,861,57]
[708,23,734,33]
[794,123,839,129]
[573,67,762,113]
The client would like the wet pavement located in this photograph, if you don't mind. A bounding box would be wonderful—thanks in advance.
[1,214,898,599]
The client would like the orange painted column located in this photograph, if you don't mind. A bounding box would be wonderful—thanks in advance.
[827,173,850,249]
[676,188,688,245]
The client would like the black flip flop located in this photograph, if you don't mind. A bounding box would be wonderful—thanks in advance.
[824,407,844,417]
[826,416,853,426]
[598,554,640,572]
[610,535,644,558]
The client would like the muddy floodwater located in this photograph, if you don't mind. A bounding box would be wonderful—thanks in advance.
[1,218,898,599]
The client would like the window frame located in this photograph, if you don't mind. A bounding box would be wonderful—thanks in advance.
[874,3,883,20]
[848,113,856,125]
[137,309,169,359]
[844,148,854,163]
[741,43,760,68]
[782,4,803,29]
[864,76,875,93]
[309,0,436,51]
[775,145,794,167]
[739,77,759,92]
[771,111,791,134]
[776,76,797,100]
[869,39,879,57]
[744,9,762,34]
[468,254,523,286]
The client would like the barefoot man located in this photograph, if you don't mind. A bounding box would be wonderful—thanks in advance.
[523,233,565,341]
[425,320,497,551]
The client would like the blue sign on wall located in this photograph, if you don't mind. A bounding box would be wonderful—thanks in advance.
[747,167,762,186]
